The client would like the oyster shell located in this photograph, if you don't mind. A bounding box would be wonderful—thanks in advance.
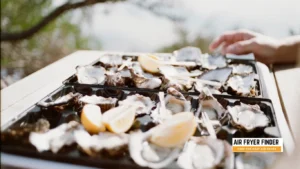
[99,54,123,67]
[236,153,277,169]
[105,71,125,86]
[74,129,129,157]
[164,87,191,114]
[198,67,232,84]
[173,46,202,63]
[229,64,253,75]
[129,130,181,169]
[200,54,227,70]
[38,93,80,107]
[177,137,234,169]
[227,103,270,132]
[194,81,221,94]
[150,92,173,123]
[226,73,257,96]
[79,95,117,112]
[161,75,194,91]
[76,65,106,84]
[29,121,81,153]
[119,94,155,115]
[129,68,162,89]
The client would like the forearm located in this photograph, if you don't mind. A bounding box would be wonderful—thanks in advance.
[275,35,300,64]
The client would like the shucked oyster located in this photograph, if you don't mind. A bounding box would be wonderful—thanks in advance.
[164,87,191,114]
[99,54,123,67]
[29,121,81,153]
[38,93,80,107]
[177,137,234,169]
[226,73,257,96]
[129,68,162,89]
[79,95,117,112]
[119,94,155,115]
[173,46,202,63]
[76,65,106,84]
[200,54,227,70]
[74,129,129,157]
[227,103,270,132]
[229,64,253,75]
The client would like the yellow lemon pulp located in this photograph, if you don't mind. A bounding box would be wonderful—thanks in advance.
[150,112,197,148]
[81,104,106,134]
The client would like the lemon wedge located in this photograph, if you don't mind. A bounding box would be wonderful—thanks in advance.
[149,112,197,148]
[81,104,106,134]
[138,54,160,73]
[102,105,138,133]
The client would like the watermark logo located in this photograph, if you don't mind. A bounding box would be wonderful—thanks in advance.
[232,138,283,152]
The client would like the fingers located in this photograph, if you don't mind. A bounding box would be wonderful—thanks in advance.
[209,31,236,51]
[223,39,257,55]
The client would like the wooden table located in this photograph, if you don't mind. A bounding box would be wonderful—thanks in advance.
[1,51,298,168]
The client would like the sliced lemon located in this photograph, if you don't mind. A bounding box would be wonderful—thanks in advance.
[138,54,160,73]
[102,105,137,133]
[149,112,197,148]
[81,104,106,134]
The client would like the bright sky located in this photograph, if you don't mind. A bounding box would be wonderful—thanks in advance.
[61,0,300,52]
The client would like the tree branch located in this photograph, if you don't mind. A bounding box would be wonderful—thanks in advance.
[1,0,122,42]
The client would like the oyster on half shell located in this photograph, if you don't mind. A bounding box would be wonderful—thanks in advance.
[76,65,106,84]
[227,103,270,132]
[38,93,80,107]
[105,71,125,86]
[226,73,258,96]
[74,129,129,157]
[164,87,191,114]
[229,64,253,75]
[79,95,117,112]
[29,121,82,153]
[119,94,155,115]
[99,54,123,67]
[173,46,202,63]
[177,137,234,169]
[129,68,162,89]
[200,54,227,70]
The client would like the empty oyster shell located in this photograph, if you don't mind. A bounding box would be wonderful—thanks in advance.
[177,137,234,169]
[200,54,227,70]
[164,87,191,114]
[226,73,257,96]
[227,103,270,132]
[29,121,81,153]
[76,65,106,84]
[119,94,155,115]
[99,54,123,67]
[129,68,162,89]
[229,64,253,75]
[161,76,194,92]
[105,71,125,86]
[74,129,129,157]
[198,67,232,84]
[173,46,202,63]
[38,93,80,107]
[79,95,117,112]
[150,92,173,123]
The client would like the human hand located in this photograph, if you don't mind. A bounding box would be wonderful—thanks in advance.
[209,29,282,64]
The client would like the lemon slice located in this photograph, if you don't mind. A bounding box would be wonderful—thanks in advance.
[149,112,197,148]
[102,105,137,133]
[138,54,160,73]
[81,104,106,134]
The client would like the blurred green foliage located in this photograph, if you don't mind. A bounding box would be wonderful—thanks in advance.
[1,0,96,76]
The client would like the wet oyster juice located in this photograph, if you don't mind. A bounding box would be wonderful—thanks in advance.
[1,47,281,169]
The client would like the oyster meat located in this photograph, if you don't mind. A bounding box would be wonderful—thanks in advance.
[76,65,106,84]
[177,137,234,169]
[105,71,125,86]
[79,95,117,112]
[74,129,129,157]
[226,73,257,96]
[229,64,253,75]
[173,46,202,62]
[227,103,270,132]
[99,54,123,67]
[129,68,162,89]
[119,94,155,115]
[200,54,227,70]
[164,87,191,114]
[29,121,82,153]
[38,93,80,107]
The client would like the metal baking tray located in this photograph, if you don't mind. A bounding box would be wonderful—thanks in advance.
[62,53,263,97]
[1,85,279,169]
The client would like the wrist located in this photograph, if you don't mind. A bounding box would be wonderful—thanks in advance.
[275,36,300,64]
